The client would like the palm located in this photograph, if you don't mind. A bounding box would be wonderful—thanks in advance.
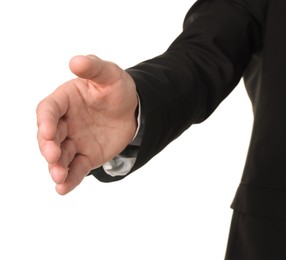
[63,76,136,166]
[37,55,138,195]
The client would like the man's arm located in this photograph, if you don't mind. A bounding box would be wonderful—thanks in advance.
[37,0,267,192]
[90,0,266,181]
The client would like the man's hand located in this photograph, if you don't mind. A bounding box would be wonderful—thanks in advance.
[36,55,138,195]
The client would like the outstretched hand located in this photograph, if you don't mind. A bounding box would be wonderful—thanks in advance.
[37,55,138,195]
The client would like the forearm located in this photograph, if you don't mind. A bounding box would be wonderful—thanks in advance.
[127,0,265,172]
[90,0,266,181]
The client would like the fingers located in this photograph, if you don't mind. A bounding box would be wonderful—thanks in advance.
[36,96,68,140]
[47,138,91,195]
[37,86,70,162]
[49,138,77,184]
[55,154,92,195]
[69,55,123,85]
[37,118,68,163]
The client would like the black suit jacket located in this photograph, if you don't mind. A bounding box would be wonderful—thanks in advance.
[91,0,286,220]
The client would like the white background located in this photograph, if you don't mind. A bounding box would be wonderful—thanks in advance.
[0,1,253,259]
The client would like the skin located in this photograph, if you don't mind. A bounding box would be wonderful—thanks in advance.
[36,55,138,195]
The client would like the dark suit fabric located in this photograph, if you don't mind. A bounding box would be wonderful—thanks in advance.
[225,211,286,259]
[91,0,286,258]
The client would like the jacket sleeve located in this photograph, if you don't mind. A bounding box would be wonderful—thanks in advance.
[90,0,267,182]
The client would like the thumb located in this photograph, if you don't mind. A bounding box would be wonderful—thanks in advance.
[69,55,123,85]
